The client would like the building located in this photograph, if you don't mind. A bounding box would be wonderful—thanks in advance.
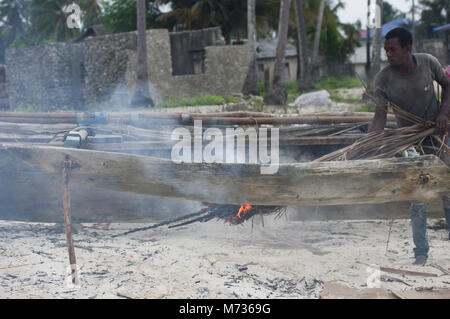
[255,38,298,83]
[5,27,248,110]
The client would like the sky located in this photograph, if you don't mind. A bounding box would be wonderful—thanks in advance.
[337,0,416,26]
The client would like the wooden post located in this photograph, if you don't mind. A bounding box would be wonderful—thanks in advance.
[62,156,78,286]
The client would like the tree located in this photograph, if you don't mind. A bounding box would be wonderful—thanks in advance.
[368,0,383,84]
[263,0,291,106]
[30,0,74,42]
[312,0,325,64]
[294,0,312,91]
[156,0,198,31]
[191,0,246,44]
[131,0,154,107]
[29,0,102,43]
[101,0,163,33]
[382,1,405,23]
[158,0,250,44]
[418,0,449,56]
[242,0,258,96]
[0,0,31,61]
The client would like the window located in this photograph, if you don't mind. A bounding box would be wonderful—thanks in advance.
[258,63,264,72]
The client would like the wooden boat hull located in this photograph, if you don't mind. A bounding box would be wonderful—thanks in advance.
[0,148,200,223]
[3,144,449,207]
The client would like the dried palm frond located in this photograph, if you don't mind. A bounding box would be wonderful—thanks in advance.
[315,75,449,162]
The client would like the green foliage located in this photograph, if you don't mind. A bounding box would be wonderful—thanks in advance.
[417,0,449,39]
[354,103,376,113]
[156,94,242,108]
[100,0,163,33]
[0,0,31,61]
[314,76,362,90]
[382,1,406,24]
[157,0,247,44]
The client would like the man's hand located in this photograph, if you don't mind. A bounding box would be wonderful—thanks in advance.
[369,104,387,133]
[435,109,449,136]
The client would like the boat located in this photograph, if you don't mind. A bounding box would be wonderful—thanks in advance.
[2,144,448,208]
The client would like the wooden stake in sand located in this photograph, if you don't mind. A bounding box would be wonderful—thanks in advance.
[62,155,79,286]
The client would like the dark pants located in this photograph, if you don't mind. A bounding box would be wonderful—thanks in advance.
[410,137,450,258]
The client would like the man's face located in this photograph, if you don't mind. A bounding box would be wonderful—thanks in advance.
[384,38,411,66]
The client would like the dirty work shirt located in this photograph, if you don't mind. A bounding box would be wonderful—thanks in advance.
[374,53,448,128]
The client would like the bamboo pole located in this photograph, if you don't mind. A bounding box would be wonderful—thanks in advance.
[0,111,395,126]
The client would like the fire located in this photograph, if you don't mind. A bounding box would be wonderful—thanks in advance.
[237,204,253,219]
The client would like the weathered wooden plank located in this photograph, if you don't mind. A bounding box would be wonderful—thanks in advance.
[3,144,449,206]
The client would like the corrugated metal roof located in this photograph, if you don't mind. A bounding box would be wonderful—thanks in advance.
[433,23,450,32]
[361,18,412,39]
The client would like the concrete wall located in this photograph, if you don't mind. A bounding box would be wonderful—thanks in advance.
[418,38,448,66]
[169,27,223,75]
[5,28,248,110]
[126,30,249,104]
[6,43,84,111]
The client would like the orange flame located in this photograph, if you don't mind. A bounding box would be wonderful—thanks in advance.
[237,204,253,219]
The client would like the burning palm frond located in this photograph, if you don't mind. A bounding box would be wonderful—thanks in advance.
[113,204,287,236]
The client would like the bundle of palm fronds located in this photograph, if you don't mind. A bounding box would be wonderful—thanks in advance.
[315,85,448,162]
[314,124,442,162]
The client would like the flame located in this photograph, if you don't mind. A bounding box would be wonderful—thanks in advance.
[237,204,253,219]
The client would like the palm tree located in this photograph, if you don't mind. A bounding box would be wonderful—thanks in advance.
[312,0,325,64]
[30,0,74,42]
[131,0,154,107]
[191,0,246,44]
[79,0,102,28]
[263,0,291,106]
[157,0,247,44]
[242,0,258,96]
[156,0,197,31]
[30,0,102,43]
[0,0,31,50]
[368,0,383,86]
[294,0,312,91]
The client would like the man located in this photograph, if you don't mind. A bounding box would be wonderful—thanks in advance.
[369,27,450,266]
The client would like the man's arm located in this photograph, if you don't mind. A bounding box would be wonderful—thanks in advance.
[429,56,450,136]
[435,80,450,136]
[369,103,387,132]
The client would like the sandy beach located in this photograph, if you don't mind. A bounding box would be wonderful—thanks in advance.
[0,214,449,299]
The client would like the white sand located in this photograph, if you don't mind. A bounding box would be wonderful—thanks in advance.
[0,215,449,299]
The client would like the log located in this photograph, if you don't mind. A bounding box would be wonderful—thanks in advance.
[3,144,449,206]
[0,111,395,126]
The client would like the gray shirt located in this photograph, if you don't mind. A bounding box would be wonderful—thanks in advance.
[374,53,448,127]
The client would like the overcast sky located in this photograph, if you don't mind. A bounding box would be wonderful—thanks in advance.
[337,0,416,26]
